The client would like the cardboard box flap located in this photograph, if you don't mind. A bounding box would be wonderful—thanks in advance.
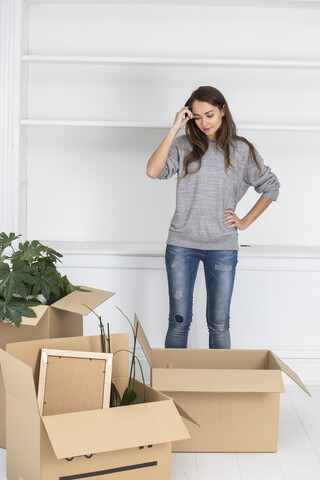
[20,304,49,326]
[42,400,190,459]
[52,287,115,315]
[173,401,200,427]
[0,349,38,413]
[152,368,285,393]
[134,314,152,366]
[269,352,311,397]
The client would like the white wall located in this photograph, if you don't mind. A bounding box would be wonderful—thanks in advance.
[1,0,320,381]
[21,1,320,245]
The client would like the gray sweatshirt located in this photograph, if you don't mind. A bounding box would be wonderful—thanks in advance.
[158,135,280,250]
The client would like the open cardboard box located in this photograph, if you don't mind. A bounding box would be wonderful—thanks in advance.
[135,315,311,453]
[0,333,190,480]
[0,286,114,448]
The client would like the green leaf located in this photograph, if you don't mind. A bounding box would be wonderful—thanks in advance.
[0,263,10,288]
[116,306,135,338]
[72,285,91,293]
[0,232,21,254]
[60,277,90,296]
[12,240,44,264]
[113,348,147,403]
[0,261,35,300]
[64,278,74,295]
[26,297,42,305]
[31,263,62,301]
[40,245,63,263]
[0,297,38,327]
[120,386,137,406]
[12,240,62,264]
[111,383,122,407]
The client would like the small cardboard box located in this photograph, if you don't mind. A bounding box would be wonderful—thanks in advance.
[0,333,190,480]
[0,286,115,448]
[135,315,311,453]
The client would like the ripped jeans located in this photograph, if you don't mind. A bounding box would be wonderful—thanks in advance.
[164,245,238,349]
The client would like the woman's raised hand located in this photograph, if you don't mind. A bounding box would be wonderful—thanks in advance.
[172,107,194,132]
[146,107,193,178]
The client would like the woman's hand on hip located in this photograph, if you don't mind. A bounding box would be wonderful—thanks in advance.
[223,210,248,230]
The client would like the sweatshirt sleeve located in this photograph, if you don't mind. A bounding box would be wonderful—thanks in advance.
[157,137,180,180]
[243,149,280,201]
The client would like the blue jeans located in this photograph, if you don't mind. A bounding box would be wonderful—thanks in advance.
[165,245,238,349]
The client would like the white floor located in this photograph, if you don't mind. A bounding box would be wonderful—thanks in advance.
[0,384,319,480]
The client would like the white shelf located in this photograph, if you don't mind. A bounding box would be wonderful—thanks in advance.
[238,124,320,132]
[41,241,320,257]
[19,120,170,128]
[25,0,320,9]
[19,119,320,132]
[21,55,320,69]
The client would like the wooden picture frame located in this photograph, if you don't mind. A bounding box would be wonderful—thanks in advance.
[37,349,113,416]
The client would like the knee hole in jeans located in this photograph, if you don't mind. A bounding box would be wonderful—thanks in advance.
[214,264,232,271]
[174,290,183,300]
[175,315,184,324]
[171,256,185,269]
[212,322,229,332]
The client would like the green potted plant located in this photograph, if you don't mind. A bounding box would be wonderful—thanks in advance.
[84,304,146,407]
[0,232,83,327]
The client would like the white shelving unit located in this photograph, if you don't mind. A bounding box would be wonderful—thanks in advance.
[2,0,319,368]
[23,0,320,7]
[20,55,320,68]
[20,119,320,132]
[16,0,320,249]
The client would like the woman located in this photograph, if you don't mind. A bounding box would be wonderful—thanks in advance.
[146,86,280,349]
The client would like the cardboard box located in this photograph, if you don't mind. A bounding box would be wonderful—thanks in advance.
[0,333,190,480]
[135,315,311,453]
[0,286,115,448]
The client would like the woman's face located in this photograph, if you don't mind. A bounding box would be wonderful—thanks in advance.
[191,100,225,141]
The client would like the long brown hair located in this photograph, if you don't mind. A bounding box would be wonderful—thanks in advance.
[182,86,261,179]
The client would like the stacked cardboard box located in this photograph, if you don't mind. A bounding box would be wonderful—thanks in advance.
[0,286,114,447]
[135,315,311,452]
[0,333,190,480]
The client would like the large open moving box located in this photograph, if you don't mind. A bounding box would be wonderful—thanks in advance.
[0,333,190,480]
[135,315,311,452]
[0,286,114,447]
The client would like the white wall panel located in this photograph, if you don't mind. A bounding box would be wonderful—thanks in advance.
[28,4,320,58]
[55,248,320,350]
[26,127,176,242]
[197,266,319,349]
[57,254,170,347]
[236,130,320,246]
[26,127,320,245]
[26,64,320,125]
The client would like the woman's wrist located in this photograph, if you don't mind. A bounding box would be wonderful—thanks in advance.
[169,125,180,137]
[240,216,251,229]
